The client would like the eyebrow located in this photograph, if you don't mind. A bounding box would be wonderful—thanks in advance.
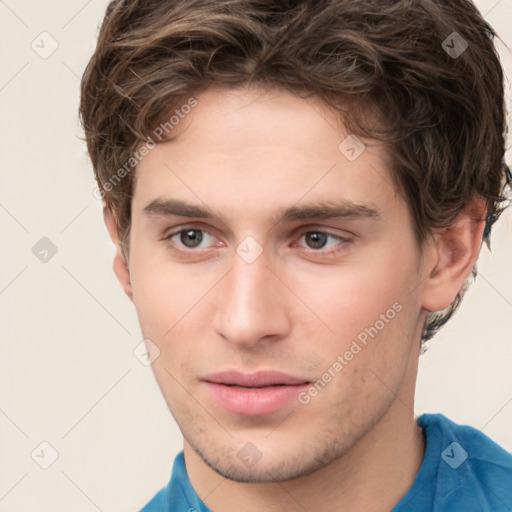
[142,198,381,224]
[277,202,381,223]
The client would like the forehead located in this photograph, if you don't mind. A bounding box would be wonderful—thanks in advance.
[133,86,402,223]
[172,86,343,152]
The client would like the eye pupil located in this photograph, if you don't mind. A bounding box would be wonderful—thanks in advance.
[305,232,327,249]
[180,229,203,247]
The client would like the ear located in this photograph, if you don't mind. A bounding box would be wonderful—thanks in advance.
[103,204,133,302]
[421,199,486,312]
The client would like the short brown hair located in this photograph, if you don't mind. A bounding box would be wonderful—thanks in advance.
[79,0,509,343]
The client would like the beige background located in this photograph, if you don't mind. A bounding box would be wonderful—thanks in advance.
[0,1,511,511]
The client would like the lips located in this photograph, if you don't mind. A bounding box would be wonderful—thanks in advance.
[202,370,310,415]
[203,370,309,387]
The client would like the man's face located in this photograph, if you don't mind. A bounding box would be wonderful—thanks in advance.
[126,87,430,482]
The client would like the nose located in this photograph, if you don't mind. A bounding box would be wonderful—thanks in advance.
[211,253,292,348]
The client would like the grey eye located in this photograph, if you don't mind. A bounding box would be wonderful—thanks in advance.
[304,232,328,249]
[180,229,204,248]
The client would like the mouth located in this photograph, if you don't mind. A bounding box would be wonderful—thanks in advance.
[202,370,310,415]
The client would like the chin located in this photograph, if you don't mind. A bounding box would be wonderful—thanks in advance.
[186,428,352,484]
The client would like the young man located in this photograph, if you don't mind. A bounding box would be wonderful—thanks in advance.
[79,1,511,510]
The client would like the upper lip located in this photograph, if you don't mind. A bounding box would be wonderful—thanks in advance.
[202,370,310,387]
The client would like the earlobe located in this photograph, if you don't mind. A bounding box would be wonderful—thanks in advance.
[421,200,486,312]
[103,204,134,302]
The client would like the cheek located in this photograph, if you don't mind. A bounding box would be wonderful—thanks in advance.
[292,261,421,397]
[293,263,413,342]
[130,269,172,336]
[129,260,205,399]
[129,250,194,340]
[128,250,223,367]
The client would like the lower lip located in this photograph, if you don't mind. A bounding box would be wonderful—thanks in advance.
[204,382,308,415]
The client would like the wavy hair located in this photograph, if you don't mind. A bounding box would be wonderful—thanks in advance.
[79,0,509,343]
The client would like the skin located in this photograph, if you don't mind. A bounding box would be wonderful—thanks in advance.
[104,86,485,512]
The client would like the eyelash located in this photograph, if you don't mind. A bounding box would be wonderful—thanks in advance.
[161,226,351,256]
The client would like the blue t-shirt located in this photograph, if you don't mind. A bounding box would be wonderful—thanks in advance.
[139,414,512,512]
